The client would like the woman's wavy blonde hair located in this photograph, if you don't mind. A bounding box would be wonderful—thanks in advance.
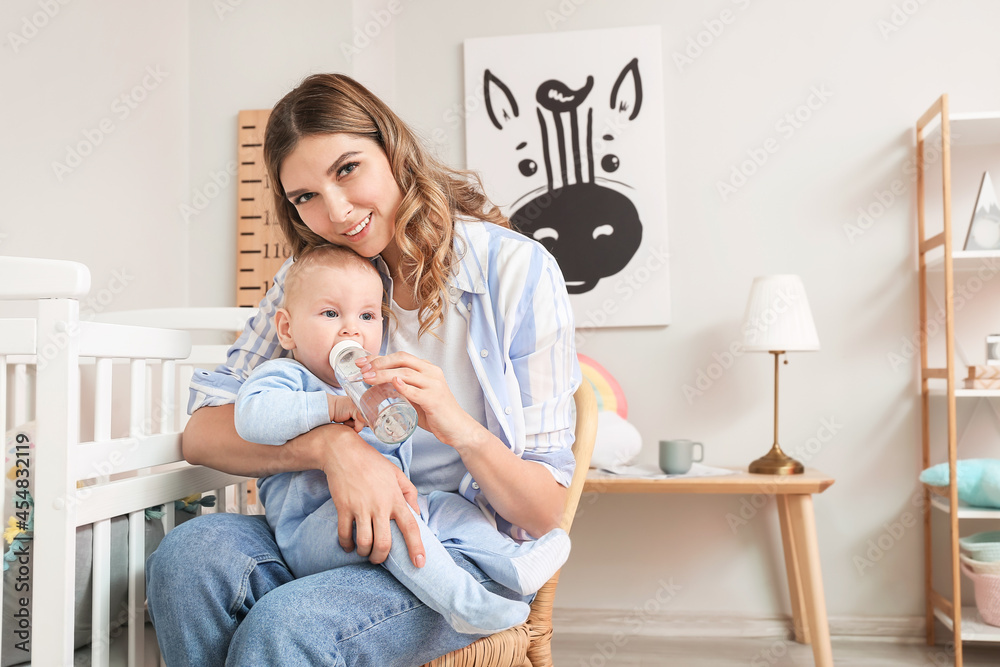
[264,73,510,338]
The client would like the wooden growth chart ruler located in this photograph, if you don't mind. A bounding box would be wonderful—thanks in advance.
[236,109,292,307]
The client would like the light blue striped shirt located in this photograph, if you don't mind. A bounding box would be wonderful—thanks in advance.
[189,220,581,539]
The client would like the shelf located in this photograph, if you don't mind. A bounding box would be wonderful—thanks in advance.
[925,250,1000,272]
[933,605,1000,642]
[928,387,1000,398]
[931,495,1000,519]
[922,111,1000,147]
[917,97,1000,658]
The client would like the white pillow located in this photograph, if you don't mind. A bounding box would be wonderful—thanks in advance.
[589,411,643,473]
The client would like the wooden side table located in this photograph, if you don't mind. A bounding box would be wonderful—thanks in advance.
[583,468,836,667]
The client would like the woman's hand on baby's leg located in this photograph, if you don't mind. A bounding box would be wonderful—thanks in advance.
[318,429,426,568]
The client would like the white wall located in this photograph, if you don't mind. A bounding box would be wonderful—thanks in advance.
[1,0,189,314]
[6,0,1000,633]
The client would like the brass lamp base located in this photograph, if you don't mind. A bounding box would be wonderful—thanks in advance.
[749,444,804,475]
[749,350,805,475]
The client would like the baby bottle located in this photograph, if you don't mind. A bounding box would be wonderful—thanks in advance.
[329,340,418,444]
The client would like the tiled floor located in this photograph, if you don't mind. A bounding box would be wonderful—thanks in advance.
[552,634,999,666]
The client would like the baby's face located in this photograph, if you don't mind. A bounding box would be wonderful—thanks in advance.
[281,263,384,385]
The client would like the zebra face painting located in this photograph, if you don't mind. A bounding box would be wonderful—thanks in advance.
[483,59,644,294]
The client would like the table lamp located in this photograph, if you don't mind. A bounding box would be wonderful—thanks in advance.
[741,275,820,475]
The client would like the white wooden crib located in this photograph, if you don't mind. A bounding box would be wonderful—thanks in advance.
[0,256,256,666]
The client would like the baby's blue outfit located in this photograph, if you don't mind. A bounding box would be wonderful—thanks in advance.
[234,358,570,635]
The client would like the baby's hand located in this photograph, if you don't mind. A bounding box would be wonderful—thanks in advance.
[328,395,368,432]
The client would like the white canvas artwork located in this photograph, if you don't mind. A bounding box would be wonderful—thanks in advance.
[964,172,1000,250]
[463,26,670,328]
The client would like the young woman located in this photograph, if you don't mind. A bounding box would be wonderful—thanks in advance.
[146,73,580,666]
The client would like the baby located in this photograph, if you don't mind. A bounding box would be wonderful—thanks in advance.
[234,244,570,635]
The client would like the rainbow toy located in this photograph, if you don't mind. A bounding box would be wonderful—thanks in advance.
[578,354,628,418]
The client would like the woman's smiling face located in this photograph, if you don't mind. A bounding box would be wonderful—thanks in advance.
[280,133,403,260]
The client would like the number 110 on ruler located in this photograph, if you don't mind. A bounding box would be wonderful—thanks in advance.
[237,109,292,307]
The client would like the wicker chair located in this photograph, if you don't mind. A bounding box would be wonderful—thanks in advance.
[423,383,598,667]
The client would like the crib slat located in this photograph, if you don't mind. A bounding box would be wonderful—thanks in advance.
[75,466,248,526]
[78,321,190,361]
[177,363,195,431]
[13,363,27,427]
[91,357,113,666]
[91,518,112,667]
[160,360,175,434]
[238,481,249,514]
[95,358,112,440]
[127,509,145,666]
[75,433,184,480]
[0,319,36,355]
[145,363,153,438]
[131,360,146,439]
[33,298,81,667]
[162,502,175,534]
[128,360,148,667]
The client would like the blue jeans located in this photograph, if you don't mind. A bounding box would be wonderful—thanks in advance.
[145,513,531,667]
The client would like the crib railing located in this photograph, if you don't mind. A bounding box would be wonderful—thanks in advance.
[0,257,254,666]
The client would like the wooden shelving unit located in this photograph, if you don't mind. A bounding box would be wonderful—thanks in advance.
[917,95,1000,665]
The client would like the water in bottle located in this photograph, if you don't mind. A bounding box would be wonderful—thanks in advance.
[329,340,418,444]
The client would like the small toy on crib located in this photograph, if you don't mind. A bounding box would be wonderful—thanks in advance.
[146,493,217,520]
[2,493,32,572]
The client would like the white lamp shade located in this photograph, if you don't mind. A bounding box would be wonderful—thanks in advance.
[741,275,820,352]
